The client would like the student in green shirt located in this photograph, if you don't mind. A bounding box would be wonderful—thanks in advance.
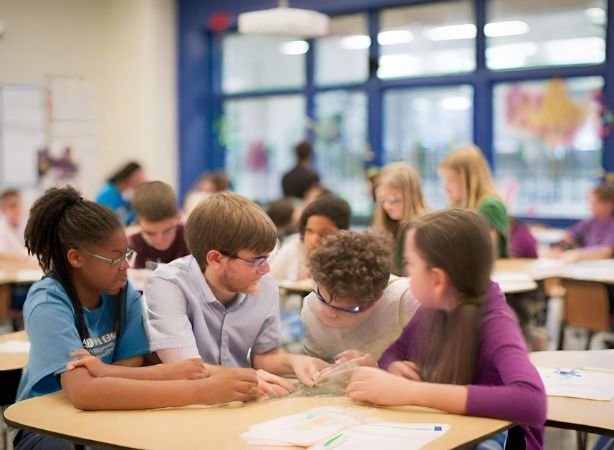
[438,145,508,259]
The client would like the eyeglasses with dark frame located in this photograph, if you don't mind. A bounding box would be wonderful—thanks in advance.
[312,284,374,314]
[220,251,273,268]
[83,248,134,266]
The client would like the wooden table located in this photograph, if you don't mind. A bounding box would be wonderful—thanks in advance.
[0,260,42,321]
[4,393,511,450]
[0,330,28,405]
[530,350,614,435]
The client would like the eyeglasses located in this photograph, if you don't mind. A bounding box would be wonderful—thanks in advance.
[83,248,134,266]
[312,285,372,314]
[220,251,273,268]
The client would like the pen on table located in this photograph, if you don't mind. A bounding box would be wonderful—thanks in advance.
[323,432,345,448]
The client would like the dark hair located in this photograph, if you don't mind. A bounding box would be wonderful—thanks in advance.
[299,195,351,236]
[402,208,493,385]
[132,181,178,222]
[309,230,393,303]
[266,199,294,230]
[24,186,125,341]
[295,141,313,162]
[109,161,142,185]
[0,189,19,203]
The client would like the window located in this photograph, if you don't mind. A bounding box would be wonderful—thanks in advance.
[222,34,305,93]
[315,14,369,86]
[378,1,475,79]
[313,90,371,216]
[493,77,604,218]
[487,0,606,70]
[223,96,306,202]
[384,85,474,208]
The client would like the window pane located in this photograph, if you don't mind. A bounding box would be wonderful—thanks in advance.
[379,1,475,79]
[222,34,305,93]
[315,14,369,86]
[487,0,606,70]
[493,77,603,218]
[313,90,371,216]
[384,85,474,208]
[223,96,306,202]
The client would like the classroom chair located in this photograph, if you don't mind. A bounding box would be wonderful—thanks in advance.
[557,280,611,350]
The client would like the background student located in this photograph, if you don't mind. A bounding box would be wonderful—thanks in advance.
[271,194,351,282]
[346,209,546,450]
[372,162,429,275]
[438,145,509,259]
[281,140,320,201]
[16,187,262,449]
[0,189,29,261]
[129,181,189,269]
[551,182,614,261]
[95,161,146,225]
[301,229,418,363]
[144,192,329,394]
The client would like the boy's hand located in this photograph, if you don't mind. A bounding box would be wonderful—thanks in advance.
[334,350,378,367]
[67,351,109,377]
[346,367,414,406]
[199,368,263,404]
[159,358,209,380]
[387,360,421,381]
[256,369,295,397]
[290,355,330,386]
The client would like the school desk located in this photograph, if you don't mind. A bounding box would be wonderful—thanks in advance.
[4,392,511,450]
[530,349,614,435]
[0,330,28,405]
[0,260,42,322]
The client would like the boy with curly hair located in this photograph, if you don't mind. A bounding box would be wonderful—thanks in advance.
[301,229,418,363]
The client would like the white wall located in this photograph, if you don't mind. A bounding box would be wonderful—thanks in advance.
[0,0,177,198]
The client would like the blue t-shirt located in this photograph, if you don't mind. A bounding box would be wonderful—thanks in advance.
[16,276,150,401]
[95,181,135,225]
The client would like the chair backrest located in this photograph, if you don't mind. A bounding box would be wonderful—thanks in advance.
[562,280,611,332]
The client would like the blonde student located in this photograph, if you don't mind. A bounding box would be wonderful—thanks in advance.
[16,187,261,450]
[438,145,509,258]
[301,230,418,364]
[372,162,429,274]
[346,209,546,450]
[144,192,329,391]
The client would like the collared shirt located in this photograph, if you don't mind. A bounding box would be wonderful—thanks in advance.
[144,255,282,367]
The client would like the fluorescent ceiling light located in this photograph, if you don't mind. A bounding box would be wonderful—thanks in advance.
[377,30,413,45]
[486,42,538,69]
[543,37,604,64]
[439,96,471,110]
[485,20,529,37]
[280,40,309,55]
[425,24,476,41]
[339,34,371,50]
[585,7,606,25]
[377,54,421,78]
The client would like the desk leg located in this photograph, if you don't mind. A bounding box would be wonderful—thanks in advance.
[576,430,586,450]
[0,285,10,322]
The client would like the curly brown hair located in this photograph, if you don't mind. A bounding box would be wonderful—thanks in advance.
[308,230,393,303]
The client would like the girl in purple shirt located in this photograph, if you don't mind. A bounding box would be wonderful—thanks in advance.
[346,209,546,450]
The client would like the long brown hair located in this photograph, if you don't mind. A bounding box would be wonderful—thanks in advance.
[404,208,493,384]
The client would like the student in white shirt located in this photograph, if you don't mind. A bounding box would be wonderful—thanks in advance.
[0,189,28,260]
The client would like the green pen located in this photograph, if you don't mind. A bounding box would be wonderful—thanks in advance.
[323,432,344,448]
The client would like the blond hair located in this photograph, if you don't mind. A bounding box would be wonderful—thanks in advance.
[438,145,501,209]
[185,192,277,269]
[372,162,429,237]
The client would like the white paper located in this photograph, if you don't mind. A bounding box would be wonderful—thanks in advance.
[537,367,614,401]
[0,340,30,353]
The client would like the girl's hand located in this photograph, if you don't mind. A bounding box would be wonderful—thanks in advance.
[199,368,264,404]
[67,352,109,377]
[159,358,209,380]
[256,369,295,397]
[290,355,330,386]
[346,367,415,406]
[334,350,378,367]
[387,360,421,381]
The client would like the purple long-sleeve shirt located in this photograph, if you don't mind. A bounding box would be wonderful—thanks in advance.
[379,282,546,450]
[569,216,614,250]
